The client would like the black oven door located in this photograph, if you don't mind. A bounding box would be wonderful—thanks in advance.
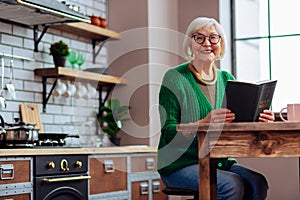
[35,174,89,200]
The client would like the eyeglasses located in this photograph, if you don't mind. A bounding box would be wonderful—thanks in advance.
[191,33,221,45]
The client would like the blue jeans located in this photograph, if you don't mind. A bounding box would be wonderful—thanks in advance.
[160,164,268,200]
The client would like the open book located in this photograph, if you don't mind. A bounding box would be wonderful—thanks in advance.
[222,80,277,122]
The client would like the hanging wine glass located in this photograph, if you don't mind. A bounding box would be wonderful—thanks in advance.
[67,50,79,69]
[77,52,86,70]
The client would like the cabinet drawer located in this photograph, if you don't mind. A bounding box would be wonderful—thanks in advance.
[0,193,31,200]
[89,156,127,194]
[152,179,167,200]
[0,159,31,184]
[131,181,149,200]
[131,155,157,172]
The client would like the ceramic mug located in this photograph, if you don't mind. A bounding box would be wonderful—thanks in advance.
[86,83,97,98]
[279,103,300,122]
[53,80,67,96]
[63,81,77,97]
[76,82,87,98]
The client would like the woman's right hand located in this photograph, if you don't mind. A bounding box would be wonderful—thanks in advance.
[200,108,235,123]
[179,109,235,138]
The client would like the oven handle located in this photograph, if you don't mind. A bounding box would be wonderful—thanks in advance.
[43,175,91,183]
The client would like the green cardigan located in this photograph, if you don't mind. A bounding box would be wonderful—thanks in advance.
[157,62,236,176]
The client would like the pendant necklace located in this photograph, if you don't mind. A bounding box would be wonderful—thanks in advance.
[188,63,217,85]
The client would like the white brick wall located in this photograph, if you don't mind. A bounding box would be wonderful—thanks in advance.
[0,0,108,147]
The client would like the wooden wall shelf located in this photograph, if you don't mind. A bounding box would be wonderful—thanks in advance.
[34,22,121,60]
[0,2,121,60]
[34,67,127,85]
[53,22,121,41]
[34,67,127,112]
[52,22,121,63]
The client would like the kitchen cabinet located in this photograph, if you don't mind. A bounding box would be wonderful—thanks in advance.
[0,157,33,199]
[89,155,128,200]
[34,67,128,112]
[129,153,167,200]
[88,151,165,200]
[0,147,163,200]
[130,154,157,173]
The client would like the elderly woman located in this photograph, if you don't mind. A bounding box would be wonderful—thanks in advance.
[157,17,274,200]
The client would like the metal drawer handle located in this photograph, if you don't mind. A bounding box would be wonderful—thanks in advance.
[146,158,154,170]
[43,175,91,183]
[140,182,149,195]
[152,181,161,193]
[104,160,115,173]
[0,164,14,180]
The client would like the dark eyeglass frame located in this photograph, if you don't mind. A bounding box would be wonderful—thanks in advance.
[191,33,221,45]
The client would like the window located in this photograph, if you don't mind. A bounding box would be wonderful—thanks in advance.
[232,0,300,111]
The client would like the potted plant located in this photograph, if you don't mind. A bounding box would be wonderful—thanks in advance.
[98,98,131,146]
[49,40,69,67]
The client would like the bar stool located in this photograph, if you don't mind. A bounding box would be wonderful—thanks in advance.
[162,187,199,200]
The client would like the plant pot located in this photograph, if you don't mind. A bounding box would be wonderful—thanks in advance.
[110,136,121,146]
[52,55,66,67]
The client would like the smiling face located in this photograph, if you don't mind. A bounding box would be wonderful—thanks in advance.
[190,25,222,64]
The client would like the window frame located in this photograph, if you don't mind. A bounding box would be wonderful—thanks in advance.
[230,0,300,112]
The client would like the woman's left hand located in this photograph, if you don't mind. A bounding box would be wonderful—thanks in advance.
[258,109,275,122]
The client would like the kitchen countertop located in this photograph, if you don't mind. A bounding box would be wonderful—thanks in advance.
[0,146,158,156]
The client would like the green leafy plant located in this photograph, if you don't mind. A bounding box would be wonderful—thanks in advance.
[49,40,69,56]
[98,99,131,138]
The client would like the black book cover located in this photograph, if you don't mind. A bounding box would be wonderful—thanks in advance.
[222,80,277,122]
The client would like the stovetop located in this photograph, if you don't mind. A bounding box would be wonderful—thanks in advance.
[0,143,83,148]
[0,137,82,148]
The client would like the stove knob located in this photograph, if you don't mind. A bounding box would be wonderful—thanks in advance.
[75,161,83,168]
[48,161,55,169]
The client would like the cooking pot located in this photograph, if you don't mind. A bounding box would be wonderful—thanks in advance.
[3,126,39,142]
[0,118,39,144]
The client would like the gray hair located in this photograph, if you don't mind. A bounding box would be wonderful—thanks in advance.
[183,17,226,60]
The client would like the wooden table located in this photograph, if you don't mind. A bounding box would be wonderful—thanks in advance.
[179,122,300,200]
